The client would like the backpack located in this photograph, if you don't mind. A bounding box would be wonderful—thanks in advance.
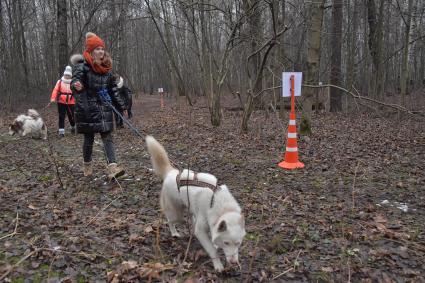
[56,80,73,103]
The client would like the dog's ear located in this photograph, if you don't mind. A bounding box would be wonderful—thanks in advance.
[10,121,21,131]
[218,220,227,232]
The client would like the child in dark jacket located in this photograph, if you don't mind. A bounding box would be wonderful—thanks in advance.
[70,32,126,180]
[113,75,133,128]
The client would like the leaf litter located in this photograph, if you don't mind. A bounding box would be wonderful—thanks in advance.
[0,95,424,282]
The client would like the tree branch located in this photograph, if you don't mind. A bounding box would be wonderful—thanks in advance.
[253,83,423,116]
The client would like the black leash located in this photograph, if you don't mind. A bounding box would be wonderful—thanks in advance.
[98,88,144,138]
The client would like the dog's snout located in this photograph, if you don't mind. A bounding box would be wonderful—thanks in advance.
[228,256,239,265]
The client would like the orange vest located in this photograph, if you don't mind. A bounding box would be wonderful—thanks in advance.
[50,79,75,105]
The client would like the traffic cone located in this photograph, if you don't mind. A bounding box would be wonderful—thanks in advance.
[278,74,304,170]
[278,112,304,169]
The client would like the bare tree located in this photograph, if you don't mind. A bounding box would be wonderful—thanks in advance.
[57,0,68,76]
[240,0,286,132]
[345,0,359,110]
[0,0,424,124]
[145,0,192,104]
[400,0,415,106]
[301,0,325,134]
[366,0,386,98]
[330,0,343,111]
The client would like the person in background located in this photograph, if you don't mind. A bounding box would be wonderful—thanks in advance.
[113,74,133,128]
[70,32,126,180]
[49,66,75,137]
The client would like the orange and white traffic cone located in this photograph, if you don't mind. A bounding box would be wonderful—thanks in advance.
[278,75,304,170]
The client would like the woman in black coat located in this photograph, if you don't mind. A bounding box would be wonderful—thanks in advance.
[70,32,126,180]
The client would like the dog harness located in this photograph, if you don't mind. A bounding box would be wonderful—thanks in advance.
[176,170,220,207]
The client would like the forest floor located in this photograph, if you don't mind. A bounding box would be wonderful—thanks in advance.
[0,94,424,282]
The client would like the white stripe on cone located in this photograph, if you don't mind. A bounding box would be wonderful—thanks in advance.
[288,133,297,138]
[286,147,298,152]
[289,120,296,125]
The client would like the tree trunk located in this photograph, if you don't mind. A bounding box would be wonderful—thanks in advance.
[400,0,414,106]
[366,0,385,98]
[16,0,29,89]
[301,0,325,134]
[57,0,68,76]
[241,0,262,133]
[346,0,358,111]
[277,0,286,119]
[330,0,343,112]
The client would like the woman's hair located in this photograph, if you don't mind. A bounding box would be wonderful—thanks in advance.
[93,51,112,68]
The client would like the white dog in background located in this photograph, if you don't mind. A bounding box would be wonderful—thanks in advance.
[146,136,246,272]
[9,109,47,140]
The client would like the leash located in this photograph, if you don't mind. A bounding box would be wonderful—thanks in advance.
[98,88,145,138]
[98,88,180,169]
[65,103,75,125]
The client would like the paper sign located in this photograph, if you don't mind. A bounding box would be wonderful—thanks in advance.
[282,72,302,97]
[158,88,164,93]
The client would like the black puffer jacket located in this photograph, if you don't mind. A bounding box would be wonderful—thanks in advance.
[70,56,125,134]
[117,86,132,112]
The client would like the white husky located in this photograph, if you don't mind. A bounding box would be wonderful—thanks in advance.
[146,136,246,272]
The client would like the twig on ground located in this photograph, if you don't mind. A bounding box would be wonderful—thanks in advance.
[243,236,260,283]
[48,254,59,281]
[352,162,360,210]
[43,123,64,191]
[85,195,123,226]
[272,267,294,280]
[183,232,193,265]
[43,248,108,259]
[293,250,302,270]
[0,249,38,281]
[0,211,19,241]
[243,200,265,283]
[155,216,163,259]
[347,258,351,283]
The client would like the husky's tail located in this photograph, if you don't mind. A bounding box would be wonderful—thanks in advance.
[27,109,40,119]
[145,136,174,179]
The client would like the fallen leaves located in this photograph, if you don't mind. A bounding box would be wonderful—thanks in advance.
[107,260,175,282]
[1,97,424,281]
[128,233,144,244]
[144,226,154,234]
[372,215,410,240]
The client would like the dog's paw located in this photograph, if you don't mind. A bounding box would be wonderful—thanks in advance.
[213,259,224,272]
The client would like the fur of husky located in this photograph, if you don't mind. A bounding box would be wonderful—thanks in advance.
[146,136,246,272]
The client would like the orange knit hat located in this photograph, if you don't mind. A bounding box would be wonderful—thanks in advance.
[85,32,105,53]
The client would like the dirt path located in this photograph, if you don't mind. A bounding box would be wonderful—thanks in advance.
[1,95,424,282]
